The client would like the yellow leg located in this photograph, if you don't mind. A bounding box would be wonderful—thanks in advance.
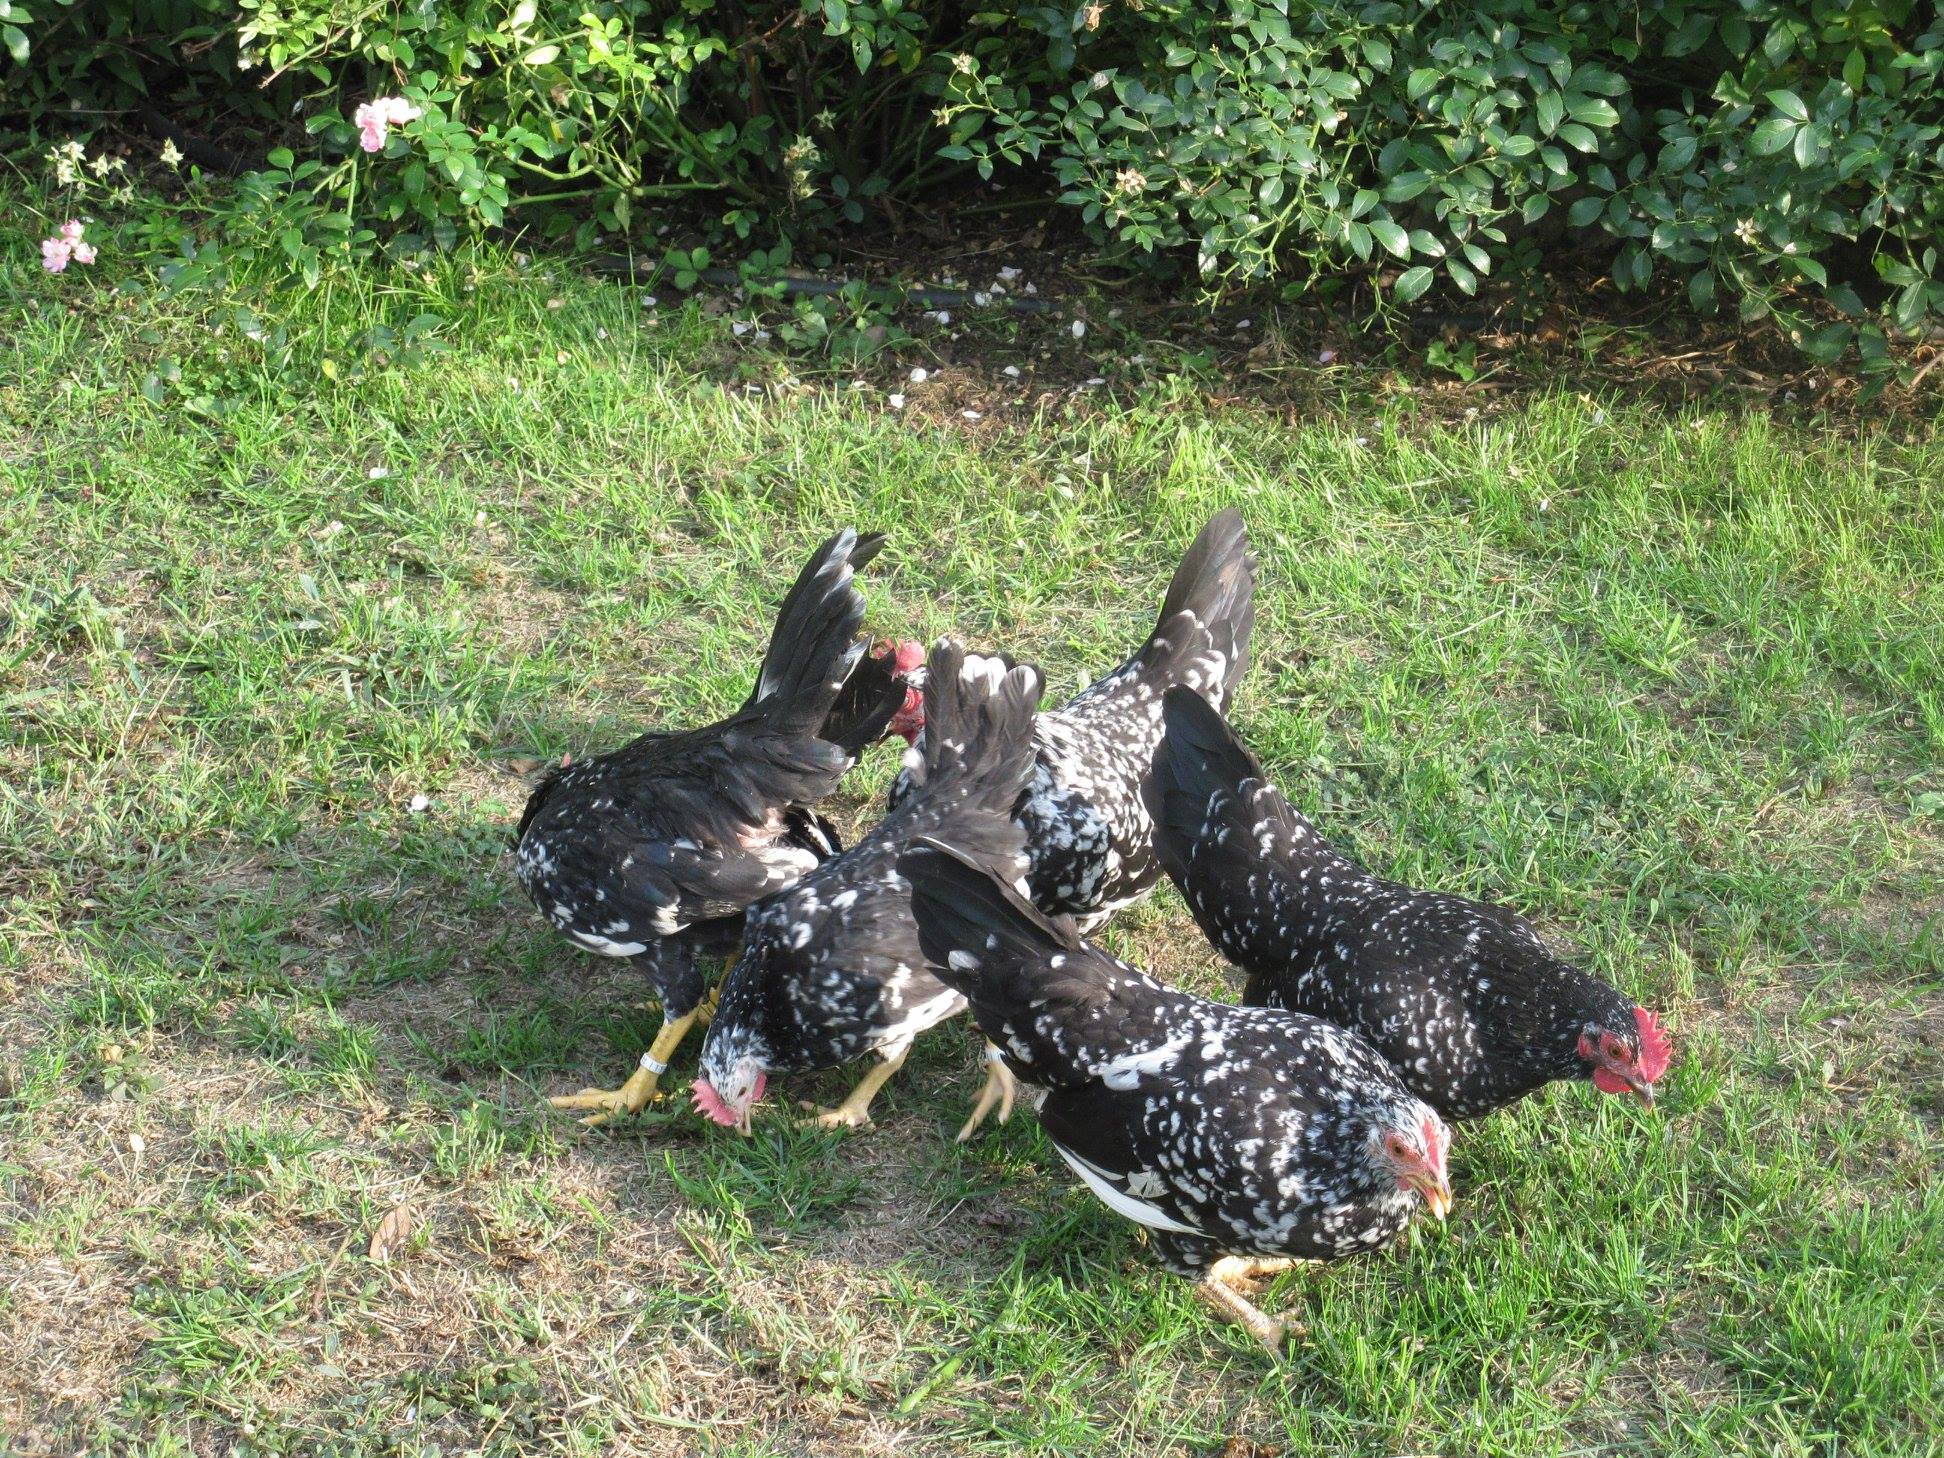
[1195,1256,1306,1354]
[812,1047,909,1130]
[549,1009,698,1125]
[694,985,721,1029]
[1218,1255,1301,1283]
[954,1045,1017,1144]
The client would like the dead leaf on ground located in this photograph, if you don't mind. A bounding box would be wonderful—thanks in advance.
[368,1203,416,1262]
[1219,1439,1282,1458]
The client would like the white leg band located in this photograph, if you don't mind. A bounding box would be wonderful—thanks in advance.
[639,1054,668,1075]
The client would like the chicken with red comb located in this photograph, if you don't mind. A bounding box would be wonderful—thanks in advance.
[691,641,1044,1138]
[900,838,1454,1355]
[512,529,919,1125]
[1149,689,1673,1121]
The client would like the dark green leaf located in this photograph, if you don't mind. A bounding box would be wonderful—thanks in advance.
[1393,265,1435,302]
[1750,118,1797,156]
[1565,95,1620,129]
[1370,218,1410,259]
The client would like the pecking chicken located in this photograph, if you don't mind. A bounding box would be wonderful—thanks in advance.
[691,641,1043,1139]
[889,509,1256,931]
[513,528,924,1122]
[1147,688,1671,1122]
[899,839,1454,1354]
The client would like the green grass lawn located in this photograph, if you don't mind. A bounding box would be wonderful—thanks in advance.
[3,240,1941,1458]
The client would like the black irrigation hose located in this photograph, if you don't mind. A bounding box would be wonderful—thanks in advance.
[583,254,1057,315]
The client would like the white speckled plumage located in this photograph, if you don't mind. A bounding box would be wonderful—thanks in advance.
[1149,689,1664,1120]
[697,643,1045,1107]
[890,511,1257,930]
[902,840,1450,1276]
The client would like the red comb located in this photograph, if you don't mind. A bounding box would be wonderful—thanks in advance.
[1635,1008,1671,1083]
[880,638,926,675]
[1421,1114,1448,1173]
[689,1078,737,1127]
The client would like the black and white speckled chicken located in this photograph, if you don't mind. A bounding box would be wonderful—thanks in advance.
[1148,689,1671,1123]
[890,510,1255,931]
[691,642,1043,1139]
[898,839,1453,1353]
[512,529,924,1122]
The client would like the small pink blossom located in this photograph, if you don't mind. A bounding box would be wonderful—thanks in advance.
[353,96,423,153]
[40,220,96,273]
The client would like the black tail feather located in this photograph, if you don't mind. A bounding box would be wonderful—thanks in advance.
[903,839,1141,1088]
[903,837,1079,996]
[1146,687,1275,885]
[907,640,1041,817]
[743,529,881,737]
[1135,509,1257,709]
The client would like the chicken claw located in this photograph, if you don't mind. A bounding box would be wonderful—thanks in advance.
[1195,1256,1306,1354]
[954,1044,1017,1143]
[806,1047,907,1132]
[549,1007,699,1125]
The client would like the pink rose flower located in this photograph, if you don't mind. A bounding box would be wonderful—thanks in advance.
[353,96,424,153]
[40,221,96,272]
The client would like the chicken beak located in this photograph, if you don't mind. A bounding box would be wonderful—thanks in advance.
[1423,1174,1454,1220]
[1422,1179,1452,1223]
[1626,1073,1656,1110]
[735,1105,753,1137]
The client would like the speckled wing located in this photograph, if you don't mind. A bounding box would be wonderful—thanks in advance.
[736,872,958,1073]
[1150,687,1639,1120]
[513,726,843,951]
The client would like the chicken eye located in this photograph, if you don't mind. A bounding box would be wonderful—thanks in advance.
[1600,1033,1630,1064]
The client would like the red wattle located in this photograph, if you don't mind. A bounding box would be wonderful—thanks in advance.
[1591,1067,1631,1095]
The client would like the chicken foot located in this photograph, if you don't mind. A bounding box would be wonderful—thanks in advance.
[549,1007,699,1125]
[954,1043,1018,1143]
[1194,1256,1305,1355]
[811,1047,908,1130]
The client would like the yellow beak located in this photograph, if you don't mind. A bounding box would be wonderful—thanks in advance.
[1418,1177,1452,1223]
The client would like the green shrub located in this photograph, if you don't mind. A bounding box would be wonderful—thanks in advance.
[7,1,1943,366]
